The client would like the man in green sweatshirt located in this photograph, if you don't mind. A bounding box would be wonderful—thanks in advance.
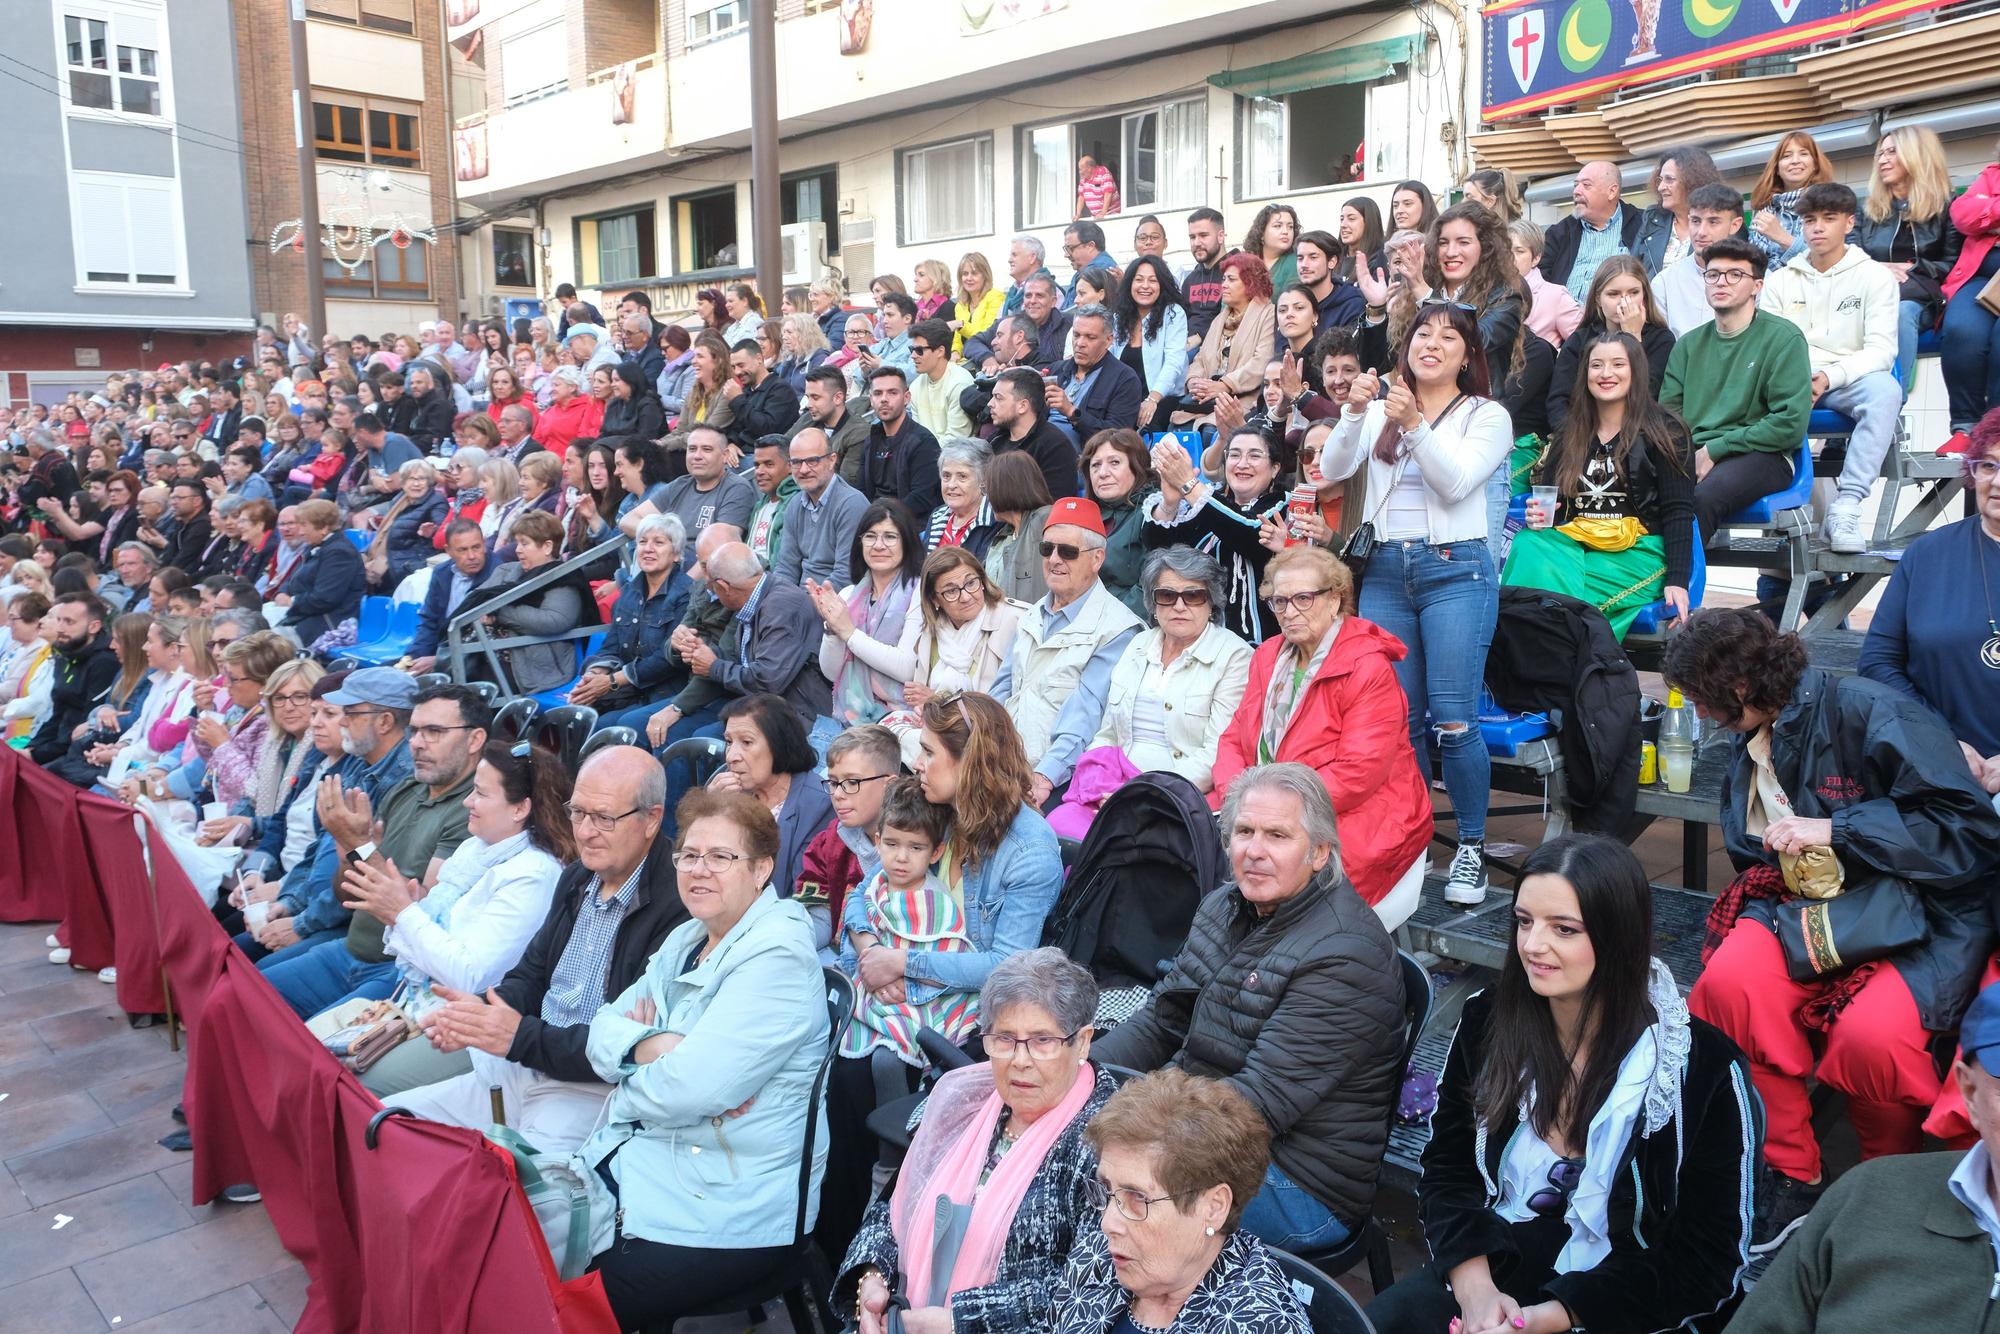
[1660,234,1813,539]
[1728,979,2000,1332]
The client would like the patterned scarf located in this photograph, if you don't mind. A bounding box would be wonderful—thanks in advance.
[832,575,917,724]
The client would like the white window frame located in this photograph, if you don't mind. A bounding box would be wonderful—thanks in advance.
[501,19,567,107]
[898,134,993,247]
[56,1,168,124]
[687,0,745,46]
[68,169,189,294]
[1234,80,1396,200]
[1015,96,1206,230]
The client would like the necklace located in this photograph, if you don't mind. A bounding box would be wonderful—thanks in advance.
[1980,527,2000,670]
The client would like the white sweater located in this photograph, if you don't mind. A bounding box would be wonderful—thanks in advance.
[1758,246,1899,390]
[1322,396,1516,546]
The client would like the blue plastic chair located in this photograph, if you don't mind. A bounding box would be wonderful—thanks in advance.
[348,600,421,664]
[344,529,370,551]
[1626,519,1706,636]
[1917,327,1943,357]
[349,596,391,648]
[1477,688,1555,758]
[1720,444,1814,525]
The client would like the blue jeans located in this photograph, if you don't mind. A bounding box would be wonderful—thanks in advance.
[1895,299,1930,390]
[598,694,675,737]
[261,940,399,1020]
[1816,371,1904,505]
[1239,1161,1351,1253]
[1942,249,2000,432]
[1358,538,1497,845]
[239,923,346,965]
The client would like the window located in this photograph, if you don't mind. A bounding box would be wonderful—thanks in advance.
[782,167,839,255]
[493,228,534,288]
[63,11,162,117]
[1017,98,1205,228]
[673,189,737,272]
[1237,85,1370,197]
[574,207,657,287]
[304,0,415,32]
[501,21,567,106]
[72,172,182,288]
[324,235,430,301]
[313,96,421,169]
[449,28,488,120]
[898,136,992,246]
[688,0,744,44]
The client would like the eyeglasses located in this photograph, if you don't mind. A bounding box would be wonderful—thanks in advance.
[1966,458,1999,482]
[411,723,477,742]
[935,577,984,603]
[982,1027,1081,1060]
[1086,1179,1179,1223]
[1151,586,1212,609]
[824,771,896,796]
[1223,449,1271,464]
[861,531,901,547]
[1269,587,1332,615]
[1039,540,1084,562]
[1526,1156,1585,1217]
[1700,269,1755,286]
[673,848,746,872]
[789,452,831,468]
[566,803,645,833]
[909,344,934,355]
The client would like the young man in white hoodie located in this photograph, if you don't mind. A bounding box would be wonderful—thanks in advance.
[1758,181,1903,554]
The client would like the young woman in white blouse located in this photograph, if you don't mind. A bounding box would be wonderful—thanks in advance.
[875,546,1027,767]
[339,739,574,1097]
[808,500,928,732]
[1321,301,1515,908]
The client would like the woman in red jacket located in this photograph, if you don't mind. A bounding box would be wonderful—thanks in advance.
[535,366,604,458]
[1211,544,1432,930]
[1940,152,2000,453]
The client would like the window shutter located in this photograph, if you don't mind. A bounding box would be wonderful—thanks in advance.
[125,177,180,281]
[73,178,133,280]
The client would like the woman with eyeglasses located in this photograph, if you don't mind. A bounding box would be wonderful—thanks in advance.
[183,631,300,830]
[1069,547,1249,811]
[1366,834,1759,1334]
[1144,423,1286,642]
[1860,409,2000,809]
[578,787,830,1332]
[1052,1069,1311,1334]
[193,653,322,853]
[836,947,1118,1334]
[809,499,926,730]
[707,692,832,920]
[1210,545,1430,929]
[338,739,576,1097]
[1321,301,1515,908]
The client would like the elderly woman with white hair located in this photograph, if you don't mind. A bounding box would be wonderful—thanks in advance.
[1066,547,1251,811]
[1092,761,1407,1257]
[573,512,694,732]
[835,946,1120,1333]
[924,436,1001,556]
[434,446,491,546]
[365,458,448,591]
[537,364,605,456]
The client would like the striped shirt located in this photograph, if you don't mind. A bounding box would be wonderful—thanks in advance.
[539,861,644,1028]
[1566,205,1630,303]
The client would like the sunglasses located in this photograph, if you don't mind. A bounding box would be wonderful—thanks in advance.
[1527,1156,1584,1216]
[1039,540,1085,562]
[1151,586,1212,608]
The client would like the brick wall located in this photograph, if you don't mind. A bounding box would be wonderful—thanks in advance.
[232,0,460,339]
[568,0,659,88]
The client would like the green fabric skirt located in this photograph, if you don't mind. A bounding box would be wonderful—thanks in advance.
[1501,527,1667,640]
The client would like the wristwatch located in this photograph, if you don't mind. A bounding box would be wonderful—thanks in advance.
[349,839,378,864]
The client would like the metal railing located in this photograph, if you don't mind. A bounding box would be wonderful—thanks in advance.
[443,531,630,694]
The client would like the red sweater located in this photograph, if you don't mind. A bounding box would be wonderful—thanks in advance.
[1211,616,1432,904]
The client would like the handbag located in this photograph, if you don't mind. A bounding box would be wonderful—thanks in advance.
[308,991,418,1073]
[1771,872,1930,982]
[1979,266,2000,318]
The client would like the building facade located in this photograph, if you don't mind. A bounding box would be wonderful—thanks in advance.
[0,0,255,405]
[445,0,1479,324]
[235,0,461,346]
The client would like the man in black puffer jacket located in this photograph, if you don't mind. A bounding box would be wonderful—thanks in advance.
[1093,762,1405,1242]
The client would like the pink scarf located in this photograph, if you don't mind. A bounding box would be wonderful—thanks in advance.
[890,1061,1097,1308]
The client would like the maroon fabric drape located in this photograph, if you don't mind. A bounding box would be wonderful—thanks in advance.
[9,749,109,947]
[75,793,168,1015]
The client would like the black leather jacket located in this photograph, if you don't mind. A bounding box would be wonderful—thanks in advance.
[1851,204,1964,310]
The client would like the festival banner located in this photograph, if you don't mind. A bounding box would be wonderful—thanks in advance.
[1482,0,1952,121]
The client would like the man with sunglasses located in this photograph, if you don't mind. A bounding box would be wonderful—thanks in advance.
[387,745,685,1156]
[992,495,1142,808]
[261,682,489,1020]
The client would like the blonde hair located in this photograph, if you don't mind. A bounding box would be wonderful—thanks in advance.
[1867,124,1953,225]
[1259,543,1354,615]
[782,312,828,357]
[956,251,995,303]
[479,457,521,506]
[914,259,952,304]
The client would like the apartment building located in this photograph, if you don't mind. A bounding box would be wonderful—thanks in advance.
[0,0,255,405]
[445,0,1477,324]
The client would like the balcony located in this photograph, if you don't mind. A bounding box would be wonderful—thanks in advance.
[1469,119,1577,176]
[1597,73,1829,156]
[455,55,669,206]
[1793,8,2000,111]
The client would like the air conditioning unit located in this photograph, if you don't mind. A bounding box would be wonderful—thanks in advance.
[781,221,827,286]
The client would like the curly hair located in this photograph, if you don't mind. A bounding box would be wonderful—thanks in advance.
[1416,201,1527,382]
[1662,608,1808,727]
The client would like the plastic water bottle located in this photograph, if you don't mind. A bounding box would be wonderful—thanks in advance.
[1659,688,1696,794]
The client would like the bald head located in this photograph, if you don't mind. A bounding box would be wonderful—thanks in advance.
[1573,162,1623,225]
[707,541,763,587]
[571,746,666,880]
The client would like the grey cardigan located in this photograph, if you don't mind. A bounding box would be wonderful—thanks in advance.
[773,474,869,586]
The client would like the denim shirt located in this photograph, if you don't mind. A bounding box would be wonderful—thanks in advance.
[595,566,692,694]
[281,736,415,933]
[246,747,328,877]
[902,804,1063,1004]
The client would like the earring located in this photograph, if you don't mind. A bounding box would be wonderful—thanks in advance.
[1204,1227,1216,1237]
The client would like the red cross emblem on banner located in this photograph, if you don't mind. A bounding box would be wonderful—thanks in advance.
[1506,10,1547,92]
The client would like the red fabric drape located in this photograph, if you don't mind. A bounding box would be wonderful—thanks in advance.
[1,747,619,1334]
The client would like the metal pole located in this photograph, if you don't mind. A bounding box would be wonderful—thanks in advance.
[287,0,328,337]
[747,0,783,308]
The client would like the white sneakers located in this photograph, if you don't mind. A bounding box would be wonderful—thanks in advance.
[1824,501,1867,555]
[1444,843,1489,906]
[44,933,59,948]
[48,947,71,965]
[98,967,117,985]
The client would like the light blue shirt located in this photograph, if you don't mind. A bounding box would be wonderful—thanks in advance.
[1948,1143,2000,1271]
[989,585,1139,786]
[1566,204,1630,303]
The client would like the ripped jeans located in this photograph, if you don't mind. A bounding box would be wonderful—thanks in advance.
[1356,538,1498,845]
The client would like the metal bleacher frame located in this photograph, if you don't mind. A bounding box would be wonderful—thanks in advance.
[442,531,630,696]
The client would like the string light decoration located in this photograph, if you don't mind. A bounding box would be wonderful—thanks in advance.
[268,168,438,270]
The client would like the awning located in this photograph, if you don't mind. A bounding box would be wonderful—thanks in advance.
[1207,35,1424,98]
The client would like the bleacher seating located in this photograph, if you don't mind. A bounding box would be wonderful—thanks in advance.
[346,599,420,665]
